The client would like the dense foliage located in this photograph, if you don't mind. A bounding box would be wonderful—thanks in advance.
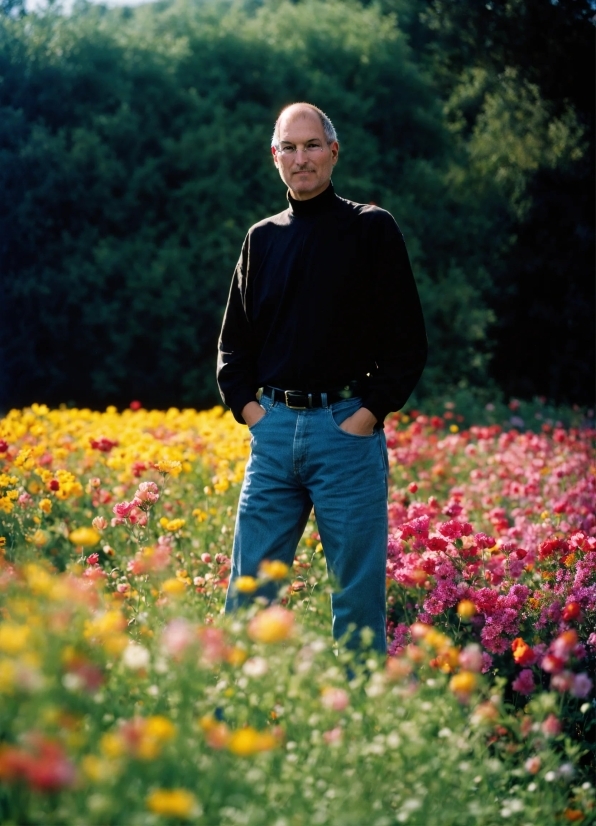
[0,0,593,412]
[0,401,594,823]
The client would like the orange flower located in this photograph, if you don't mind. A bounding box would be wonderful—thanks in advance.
[511,637,536,666]
[563,810,585,822]
[456,599,476,620]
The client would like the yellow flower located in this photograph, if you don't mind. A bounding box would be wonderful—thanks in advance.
[456,600,476,620]
[449,671,478,695]
[0,624,31,655]
[154,460,182,475]
[146,789,198,819]
[235,576,258,594]
[0,497,15,514]
[145,716,177,742]
[23,563,54,596]
[248,606,295,644]
[100,732,126,759]
[259,560,290,580]
[159,518,186,532]
[161,578,186,597]
[226,646,248,667]
[39,498,52,514]
[227,727,279,757]
[449,424,459,433]
[81,754,115,783]
[27,529,49,547]
[69,527,101,547]
[424,629,452,652]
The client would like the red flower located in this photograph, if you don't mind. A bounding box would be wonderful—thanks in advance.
[562,602,582,622]
[89,437,119,452]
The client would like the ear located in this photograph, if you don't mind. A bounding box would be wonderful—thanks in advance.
[271,146,280,168]
[330,141,339,166]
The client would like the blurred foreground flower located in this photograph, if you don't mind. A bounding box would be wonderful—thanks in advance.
[146,788,199,819]
[0,734,76,792]
[227,727,279,757]
[248,606,295,644]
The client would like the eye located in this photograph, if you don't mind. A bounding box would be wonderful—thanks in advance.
[307,142,322,151]
[279,145,295,154]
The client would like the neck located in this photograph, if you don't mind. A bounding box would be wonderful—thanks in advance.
[287,181,336,217]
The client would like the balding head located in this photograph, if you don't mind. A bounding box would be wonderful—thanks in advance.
[271,102,338,149]
[270,102,339,201]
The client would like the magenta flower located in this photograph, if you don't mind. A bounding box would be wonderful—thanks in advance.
[512,669,535,695]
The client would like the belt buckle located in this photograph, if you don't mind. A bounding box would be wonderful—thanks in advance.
[284,390,309,410]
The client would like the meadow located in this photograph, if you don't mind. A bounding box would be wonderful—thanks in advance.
[0,400,594,825]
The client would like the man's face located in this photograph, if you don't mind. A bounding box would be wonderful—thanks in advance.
[271,108,339,201]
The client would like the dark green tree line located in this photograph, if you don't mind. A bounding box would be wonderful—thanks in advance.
[0,0,592,412]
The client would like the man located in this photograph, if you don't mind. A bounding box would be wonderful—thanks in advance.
[217,102,427,653]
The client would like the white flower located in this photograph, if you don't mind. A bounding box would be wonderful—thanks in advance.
[121,643,150,670]
[242,656,269,677]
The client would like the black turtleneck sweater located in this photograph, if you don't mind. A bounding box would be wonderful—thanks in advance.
[217,182,427,424]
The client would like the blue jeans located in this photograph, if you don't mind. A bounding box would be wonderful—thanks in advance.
[225,393,389,653]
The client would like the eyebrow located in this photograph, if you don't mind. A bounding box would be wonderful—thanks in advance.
[279,138,323,145]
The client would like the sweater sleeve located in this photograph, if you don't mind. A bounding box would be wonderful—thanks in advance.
[216,235,259,424]
[361,210,428,422]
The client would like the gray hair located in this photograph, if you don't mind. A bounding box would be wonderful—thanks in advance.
[271,102,338,148]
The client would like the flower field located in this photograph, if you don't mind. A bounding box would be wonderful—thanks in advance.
[0,401,594,825]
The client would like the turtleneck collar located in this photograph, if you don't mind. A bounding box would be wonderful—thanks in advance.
[287,181,338,217]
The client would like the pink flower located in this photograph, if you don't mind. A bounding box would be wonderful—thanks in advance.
[161,618,196,659]
[541,654,565,674]
[524,756,541,774]
[438,519,473,539]
[323,727,343,745]
[481,653,493,673]
[92,516,108,531]
[550,670,574,693]
[459,644,484,673]
[135,481,160,506]
[197,628,229,664]
[201,553,212,564]
[86,553,100,566]
[550,630,578,661]
[321,687,349,712]
[512,669,535,696]
[127,507,147,526]
[541,714,562,737]
[112,501,135,518]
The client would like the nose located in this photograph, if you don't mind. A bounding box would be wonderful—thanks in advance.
[294,148,310,164]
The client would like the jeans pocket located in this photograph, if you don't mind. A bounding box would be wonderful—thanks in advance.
[328,398,375,439]
[248,397,273,431]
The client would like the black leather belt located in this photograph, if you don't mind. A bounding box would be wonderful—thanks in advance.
[261,382,363,410]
